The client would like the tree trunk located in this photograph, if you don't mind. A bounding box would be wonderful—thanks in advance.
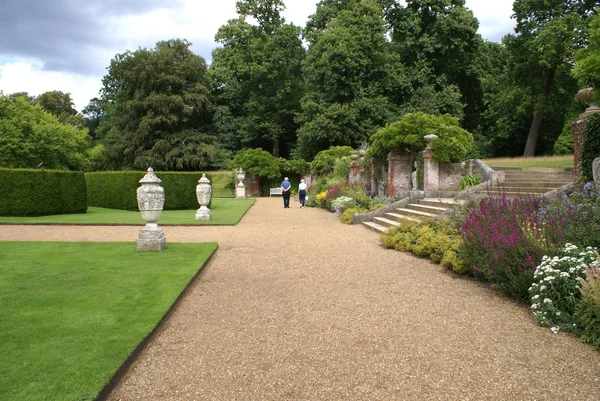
[523,68,556,157]
[272,138,280,158]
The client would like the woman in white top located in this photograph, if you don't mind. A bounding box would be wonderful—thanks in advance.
[298,179,308,208]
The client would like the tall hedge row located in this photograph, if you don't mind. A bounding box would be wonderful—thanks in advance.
[0,168,87,216]
[85,171,234,211]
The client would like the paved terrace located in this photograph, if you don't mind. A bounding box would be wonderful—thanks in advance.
[1,197,599,400]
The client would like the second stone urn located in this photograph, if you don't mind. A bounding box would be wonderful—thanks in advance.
[195,173,212,220]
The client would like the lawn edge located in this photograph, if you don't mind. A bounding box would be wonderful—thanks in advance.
[95,243,219,401]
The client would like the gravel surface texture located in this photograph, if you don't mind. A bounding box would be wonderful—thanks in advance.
[1,197,599,400]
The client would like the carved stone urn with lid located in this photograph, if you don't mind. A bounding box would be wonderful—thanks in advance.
[195,173,212,220]
[136,167,166,251]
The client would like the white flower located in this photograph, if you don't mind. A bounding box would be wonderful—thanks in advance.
[555,311,561,316]
[540,285,547,291]
[543,298,552,304]
[550,327,560,334]
[532,294,540,300]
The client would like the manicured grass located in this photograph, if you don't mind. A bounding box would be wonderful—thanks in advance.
[481,155,574,169]
[0,241,217,401]
[0,198,255,225]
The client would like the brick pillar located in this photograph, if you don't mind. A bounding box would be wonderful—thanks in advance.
[348,156,362,186]
[387,151,412,196]
[423,147,439,191]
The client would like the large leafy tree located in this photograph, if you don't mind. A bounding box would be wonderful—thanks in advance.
[35,90,85,128]
[506,0,597,156]
[99,39,214,170]
[0,94,91,170]
[210,0,305,158]
[573,9,600,90]
[296,0,396,160]
[385,0,482,131]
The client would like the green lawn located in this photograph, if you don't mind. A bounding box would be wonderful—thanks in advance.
[481,155,574,169]
[0,241,217,401]
[0,198,255,225]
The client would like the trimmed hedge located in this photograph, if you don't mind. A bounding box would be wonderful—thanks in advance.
[86,171,234,211]
[0,168,87,216]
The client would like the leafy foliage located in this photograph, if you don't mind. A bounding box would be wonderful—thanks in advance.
[233,148,280,178]
[99,39,215,171]
[459,173,480,189]
[529,243,597,334]
[0,95,92,171]
[296,0,395,159]
[310,146,355,175]
[575,263,600,348]
[572,8,600,90]
[210,0,305,157]
[369,112,473,162]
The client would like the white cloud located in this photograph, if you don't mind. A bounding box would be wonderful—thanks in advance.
[0,60,102,110]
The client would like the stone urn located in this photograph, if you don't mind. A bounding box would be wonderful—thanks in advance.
[358,149,366,158]
[136,167,166,251]
[350,154,359,161]
[577,87,598,111]
[236,167,246,186]
[195,174,212,220]
[424,134,438,148]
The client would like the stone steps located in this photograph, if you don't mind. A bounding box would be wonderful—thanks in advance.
[362,198,460,233]
[474,167,572,198]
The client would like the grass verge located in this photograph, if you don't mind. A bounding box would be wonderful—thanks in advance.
[0,241,217,401]
[0,198,255,225]
[481,155,574,169]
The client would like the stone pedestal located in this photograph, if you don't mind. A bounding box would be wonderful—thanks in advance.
[235,168,246,199]
[137,224,166,251]
[236,182,246,199]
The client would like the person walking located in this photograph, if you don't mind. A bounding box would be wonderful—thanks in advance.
[281,177,291,208]
[298,179,307,208]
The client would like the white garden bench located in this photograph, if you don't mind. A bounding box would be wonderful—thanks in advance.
[270,187,283,196]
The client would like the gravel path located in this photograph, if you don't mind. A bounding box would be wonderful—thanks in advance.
[2,197,599,400]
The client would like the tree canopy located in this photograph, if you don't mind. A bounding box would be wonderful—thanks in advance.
[99,39,215,171]
[0,95,92,170]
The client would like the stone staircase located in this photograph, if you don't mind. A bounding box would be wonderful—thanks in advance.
[362,198,462,234]
[476,167,573,198]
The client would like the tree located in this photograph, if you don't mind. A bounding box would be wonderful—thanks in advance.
[0,95,91,170]
[507,0,597,156]
[99,39,215,170]
[385,0,482,131]
[573,9,600,91]
[210,0,305,158]
[369,112,473,162]
[35,91,86,128]
[81,97,104,141]
[296,0,395,160]
[232,148,280,178]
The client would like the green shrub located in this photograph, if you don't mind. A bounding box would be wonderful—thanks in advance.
[529,244,597,334]
[310,146,355,175]
[0,168,87,216]
[369,112,474,163]
[575,263,600,348]
[459,173,481,190]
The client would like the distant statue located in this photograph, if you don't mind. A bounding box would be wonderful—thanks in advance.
[593,157,600,182]
[411,161,418,190]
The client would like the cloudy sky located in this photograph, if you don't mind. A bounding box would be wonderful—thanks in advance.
[0,0,516,112]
